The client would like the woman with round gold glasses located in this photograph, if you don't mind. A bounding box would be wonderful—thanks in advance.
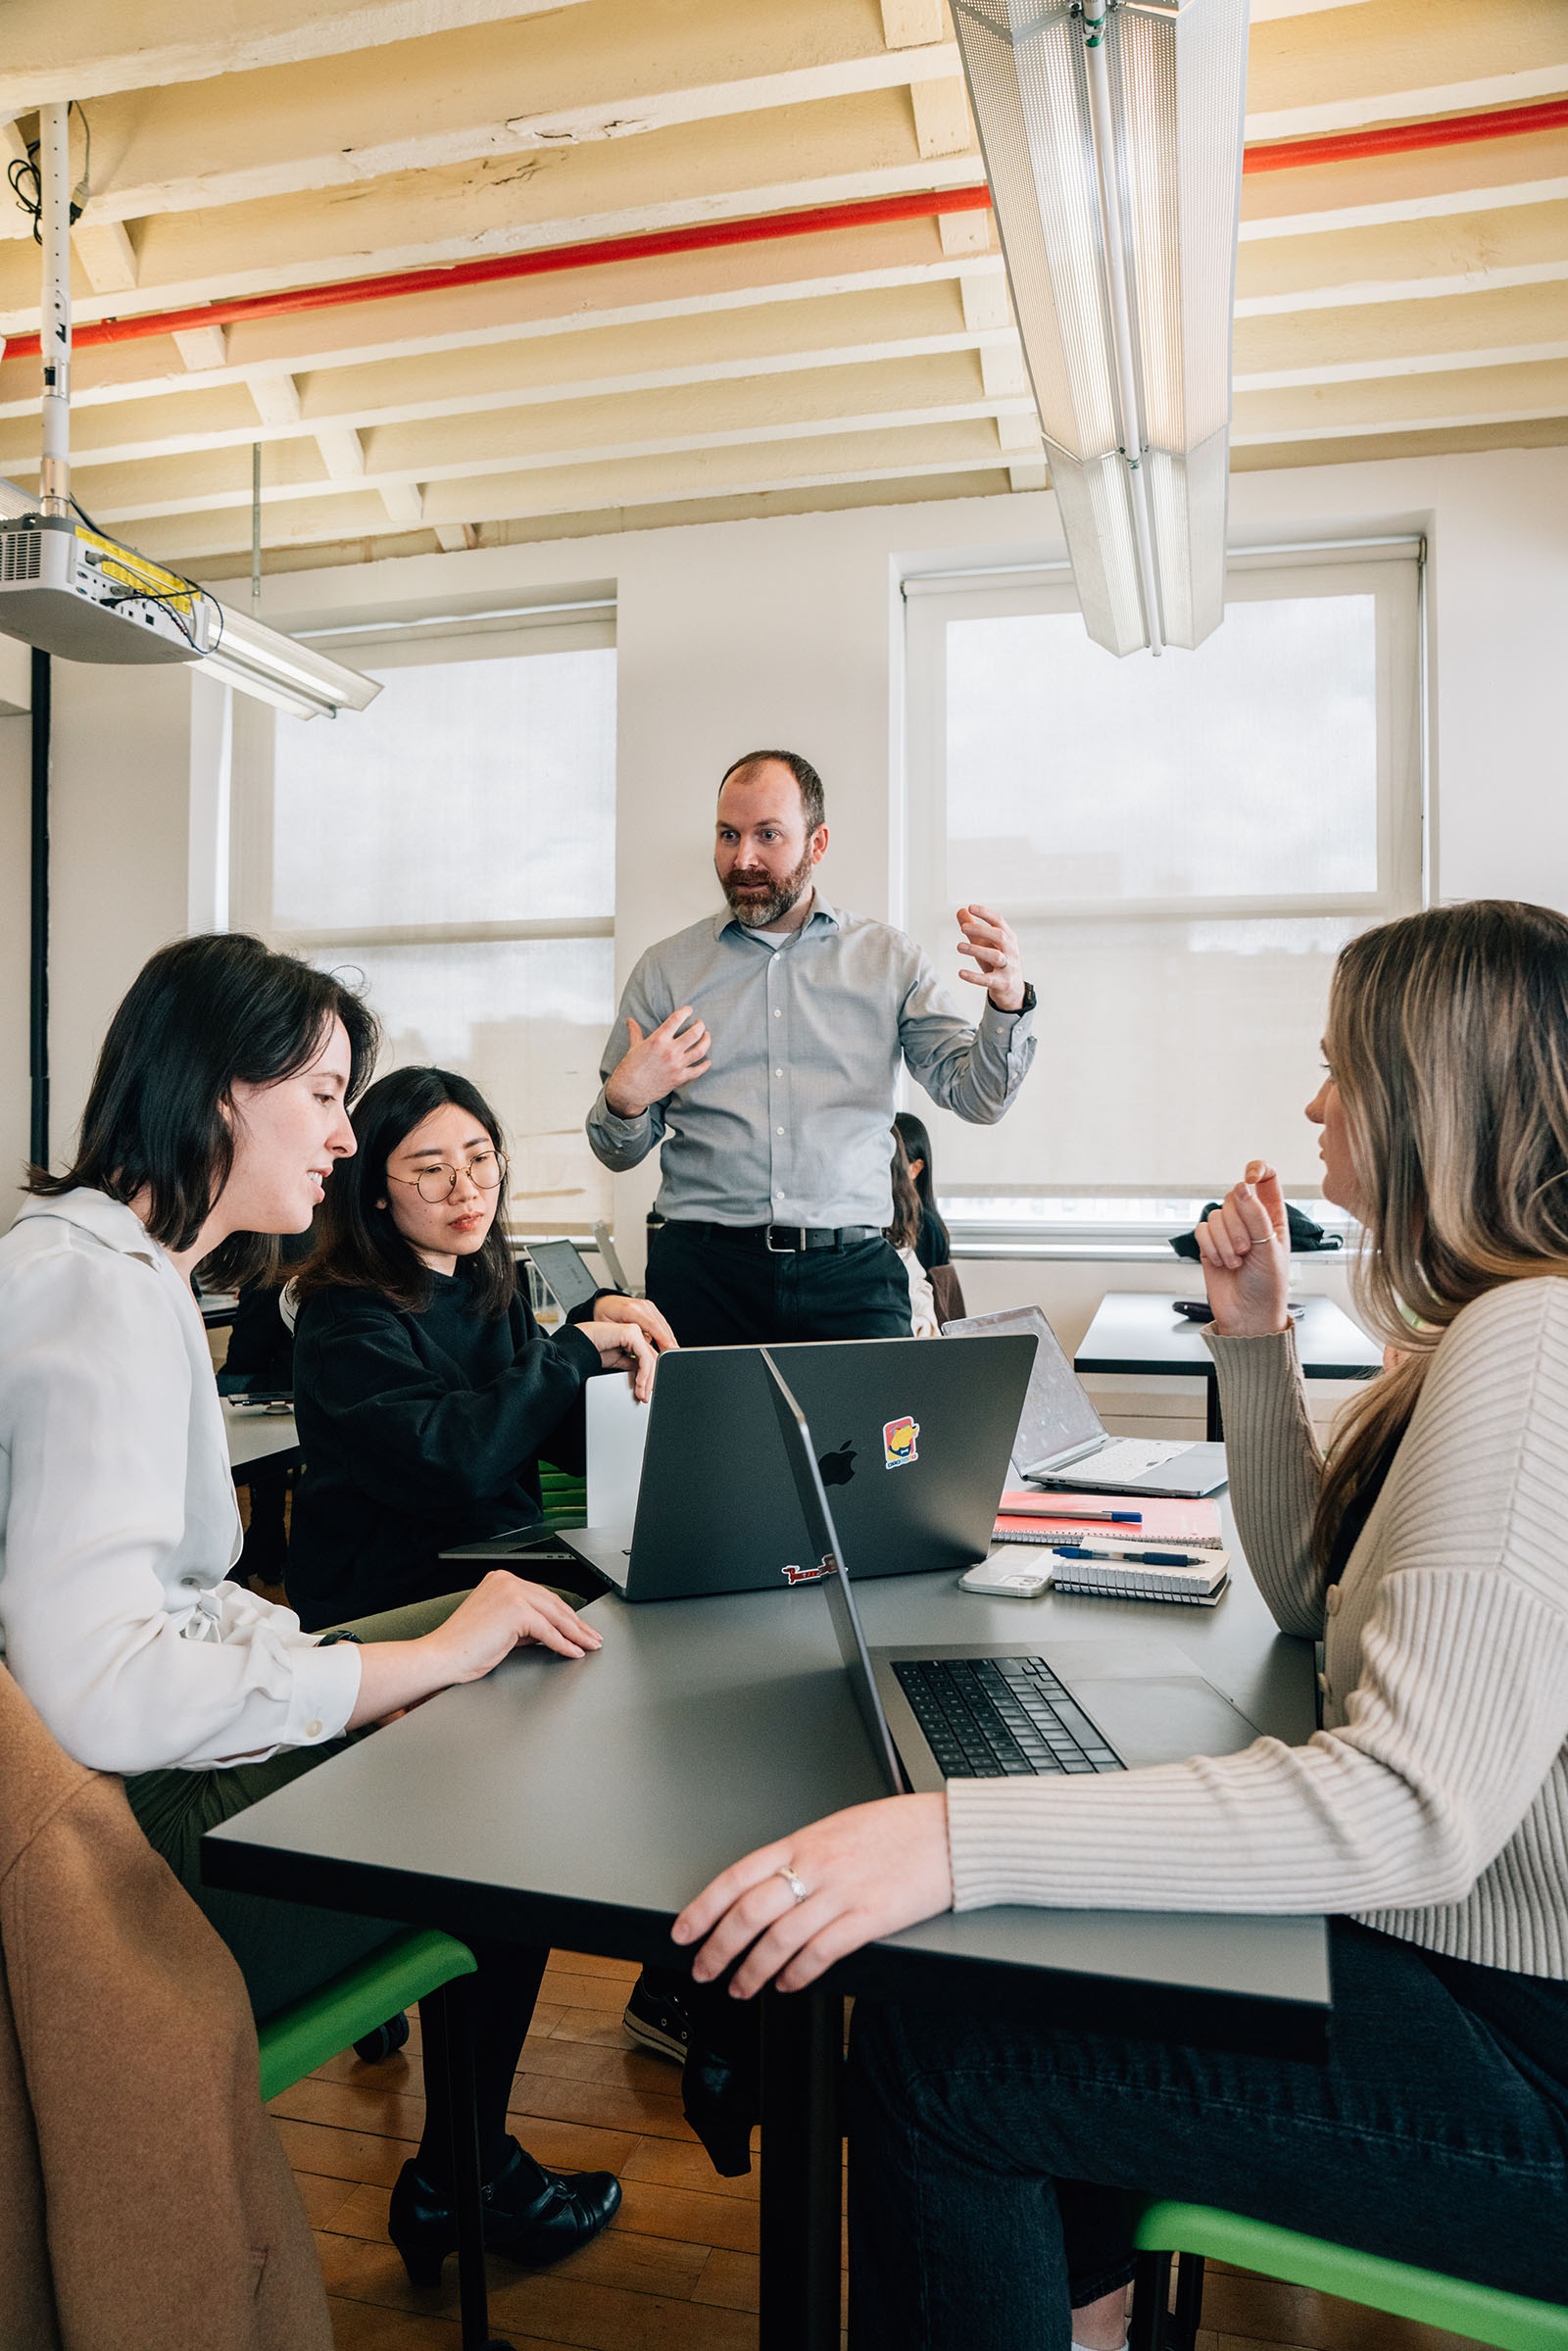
[285,1062,673,1631]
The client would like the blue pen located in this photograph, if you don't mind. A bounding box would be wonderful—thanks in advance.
[1052,1546,1208,1568]
[1042,1509,1142,1524]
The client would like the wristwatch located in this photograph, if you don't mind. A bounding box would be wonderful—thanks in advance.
[991,980,1036,1016]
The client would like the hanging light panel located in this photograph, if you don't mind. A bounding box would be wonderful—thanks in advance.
[952,0,1250,656]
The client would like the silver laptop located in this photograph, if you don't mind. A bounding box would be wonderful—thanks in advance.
[760,1349,1262,1792]
[944,1305,1228,1498]
[526,1238,604,1316]
[559,1333,1035,1602]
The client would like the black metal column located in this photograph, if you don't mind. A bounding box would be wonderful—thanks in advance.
[28,646,50,1170]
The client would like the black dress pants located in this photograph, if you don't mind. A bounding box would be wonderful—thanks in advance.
[646,1221,912,1347]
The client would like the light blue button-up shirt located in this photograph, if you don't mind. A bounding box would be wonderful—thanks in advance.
[586,894,1036,1227]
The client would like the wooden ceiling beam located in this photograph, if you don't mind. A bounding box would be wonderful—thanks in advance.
[0,0,590,113]
[0,90,982,331]
[14,0,961,235]
[1244,0,1568,137]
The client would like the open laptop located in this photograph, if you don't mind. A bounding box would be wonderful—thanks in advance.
[760,1350,1263,1792]
[944,1305,1228,1498]
[557,1333,1035,1603]
[526,1238,605,1317]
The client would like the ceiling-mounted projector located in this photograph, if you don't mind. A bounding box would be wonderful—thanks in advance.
[2,100,379,718]
[0,510,215,663]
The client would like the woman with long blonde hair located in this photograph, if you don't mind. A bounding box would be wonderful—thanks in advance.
[672,900,1568,2346]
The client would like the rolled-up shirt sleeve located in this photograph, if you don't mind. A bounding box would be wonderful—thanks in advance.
[899,952,1036,1125]
[586,954,670,1171]
[0,1245,361,1775]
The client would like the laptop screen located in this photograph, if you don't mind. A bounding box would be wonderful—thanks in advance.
[942,1305,1104,1474]
[759,1350,906,1795]
[527,1239,604,1315]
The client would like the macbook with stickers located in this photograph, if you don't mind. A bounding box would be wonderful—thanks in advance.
[557,1333,1035,1603]
[760,1349,1263,1792]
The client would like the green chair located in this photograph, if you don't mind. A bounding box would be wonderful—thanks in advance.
[537,1464,587,1529]
[258,1927,511,2351]
[1130,2199,1568,2351]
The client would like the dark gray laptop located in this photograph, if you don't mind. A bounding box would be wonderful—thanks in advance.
[559,1333,1035,1603]
[760,1349,1262,1793]
[526,1238,604,1316]
[944,1305,1228,1497]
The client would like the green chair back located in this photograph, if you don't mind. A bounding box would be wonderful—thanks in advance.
[1134,2200,1568,2351]
[537,1463,588,1529]
[257,1926,475,2103]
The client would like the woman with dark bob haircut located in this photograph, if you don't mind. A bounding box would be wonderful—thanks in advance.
[285,1062,671,1631]
[677,901,1568,2344]
[0,934,623,2286]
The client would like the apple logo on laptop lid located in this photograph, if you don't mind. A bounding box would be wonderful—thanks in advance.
[817,1441,858,1488]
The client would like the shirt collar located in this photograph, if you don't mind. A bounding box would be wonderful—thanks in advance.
[714,888,841,944]
[13,1187,165,1268]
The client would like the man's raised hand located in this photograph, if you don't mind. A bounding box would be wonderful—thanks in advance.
[604,1006,711,1118]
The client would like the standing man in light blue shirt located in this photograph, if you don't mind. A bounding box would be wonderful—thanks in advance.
[586,749,1036,1347]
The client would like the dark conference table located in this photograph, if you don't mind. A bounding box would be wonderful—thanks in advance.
[1076,1290,1383,1440]
[204,1528,1329,2350]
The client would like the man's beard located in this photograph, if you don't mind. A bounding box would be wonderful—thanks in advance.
[720,846,815,929]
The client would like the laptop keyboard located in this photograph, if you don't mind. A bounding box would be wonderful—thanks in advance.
[1083,1437,1189,1477]
[892,1657,1125,1778]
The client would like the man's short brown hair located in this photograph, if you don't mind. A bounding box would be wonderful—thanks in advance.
[718,749,825,834]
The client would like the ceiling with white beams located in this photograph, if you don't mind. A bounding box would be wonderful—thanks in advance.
[2,0,1565,579]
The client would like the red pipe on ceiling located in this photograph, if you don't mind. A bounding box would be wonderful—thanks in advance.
[1243,93,1568,174]
[2,94,1560,364]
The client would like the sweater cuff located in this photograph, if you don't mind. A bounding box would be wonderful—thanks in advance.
[555,1322,603,1379]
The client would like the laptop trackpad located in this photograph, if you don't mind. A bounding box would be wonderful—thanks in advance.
[1047,1638,1263,1768]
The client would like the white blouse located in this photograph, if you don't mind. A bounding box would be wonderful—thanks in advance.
[0,1190,361,1775]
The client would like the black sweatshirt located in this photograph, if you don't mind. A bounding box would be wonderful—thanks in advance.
[285,1261,602,1629]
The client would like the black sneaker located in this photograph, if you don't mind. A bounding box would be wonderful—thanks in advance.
[622,1971,693,2063]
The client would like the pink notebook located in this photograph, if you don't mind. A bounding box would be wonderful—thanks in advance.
[995,1491,1223,1548]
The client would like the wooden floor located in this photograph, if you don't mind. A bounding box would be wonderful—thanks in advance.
[272,1948,1483,2351]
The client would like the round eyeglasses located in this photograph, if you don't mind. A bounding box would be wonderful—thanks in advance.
[388,1150,508,1206]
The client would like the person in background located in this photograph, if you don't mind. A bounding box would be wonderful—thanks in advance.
[286,1064,673,1632]
[586,749,1035,1347]
[893,1108,952,1274]
[0,936,624,2288]
[894,1107,966,1324]
[887,1128,940,1339]
[219,1224,314,1588]
[672,899,1568,2345]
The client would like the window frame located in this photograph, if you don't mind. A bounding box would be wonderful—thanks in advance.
[900,539,1425,1241]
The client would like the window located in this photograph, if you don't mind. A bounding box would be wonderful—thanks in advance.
[903,543,1422,1238]
[231,608,615,1229]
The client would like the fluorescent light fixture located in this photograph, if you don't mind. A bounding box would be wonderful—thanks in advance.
[194,602,382,719]
[952,0,1250,656]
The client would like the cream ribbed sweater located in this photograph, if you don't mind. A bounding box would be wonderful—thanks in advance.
[946,1276,1568,1978]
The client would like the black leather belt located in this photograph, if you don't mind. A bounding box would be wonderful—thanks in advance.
[685,1221,882,1253]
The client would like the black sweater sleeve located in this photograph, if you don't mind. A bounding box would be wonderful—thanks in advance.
[293,1294,601,1512]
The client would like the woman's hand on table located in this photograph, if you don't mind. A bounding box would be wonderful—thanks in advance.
[347,1572,601,1728]
[577,1316,660,1402]
[671,1792,953,1996]
[1194,1161,1293,1338]
[591,1292,679,1353]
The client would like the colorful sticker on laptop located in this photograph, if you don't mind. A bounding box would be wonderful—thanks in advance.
[883,1414,919,1469]
[781,1558,836,1585]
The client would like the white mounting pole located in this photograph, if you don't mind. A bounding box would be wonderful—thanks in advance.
[1081,0,1163,655]
[38,102,72,519]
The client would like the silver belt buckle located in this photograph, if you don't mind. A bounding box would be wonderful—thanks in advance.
[765,1223,806,1253]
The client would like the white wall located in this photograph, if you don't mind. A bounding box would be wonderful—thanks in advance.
[11,445,1567,1304]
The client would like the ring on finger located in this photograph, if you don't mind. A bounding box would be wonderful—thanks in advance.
[775,1863,809,1905]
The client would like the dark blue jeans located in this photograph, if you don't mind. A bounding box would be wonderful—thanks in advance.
[646,1221,912,1347]
[847,1920,1568,2348]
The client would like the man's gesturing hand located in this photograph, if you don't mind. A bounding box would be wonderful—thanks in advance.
[956,904,1025,1013]
[604,1007,711,1119]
